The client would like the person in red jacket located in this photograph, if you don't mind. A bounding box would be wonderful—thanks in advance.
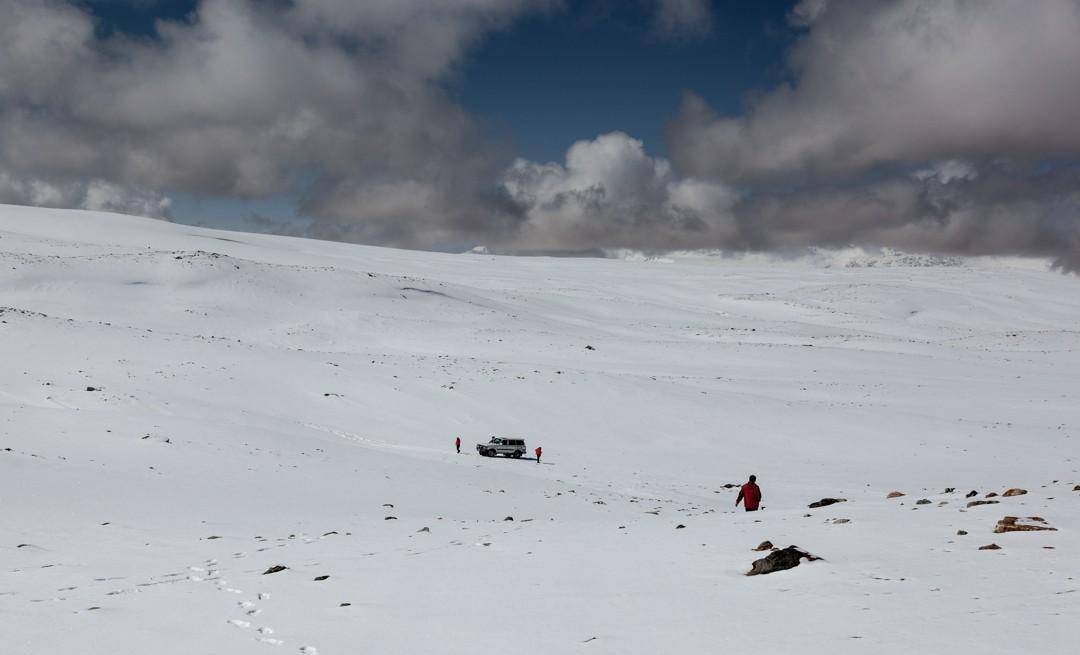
[736,475,761,512]
[455,436,461,454]
[534,445,542,463]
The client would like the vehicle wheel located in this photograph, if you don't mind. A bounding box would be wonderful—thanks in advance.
[512,451,522,458]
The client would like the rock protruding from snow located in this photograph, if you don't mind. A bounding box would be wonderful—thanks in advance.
[747,546,819,576]
[808,498,846,508]
[752,541,774,552]
[994,516,1057,533]
[887,491,905,499]
[1002,488,1028,497]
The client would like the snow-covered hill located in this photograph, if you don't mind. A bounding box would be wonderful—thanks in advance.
[1,204,1077,654]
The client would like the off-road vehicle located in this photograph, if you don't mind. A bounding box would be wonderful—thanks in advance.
[476,437,526,458]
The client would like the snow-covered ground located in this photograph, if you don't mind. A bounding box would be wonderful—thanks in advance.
[1,204,1077,654]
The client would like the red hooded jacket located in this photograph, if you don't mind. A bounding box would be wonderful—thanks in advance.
[737,482,761,511]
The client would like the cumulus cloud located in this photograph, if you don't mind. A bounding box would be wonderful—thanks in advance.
[670,0,1080,181]
[0,169,171,218]
[0,0,1077,267]
[500,132,737,251]
[666,0,1080,268]
[0,0,548,246]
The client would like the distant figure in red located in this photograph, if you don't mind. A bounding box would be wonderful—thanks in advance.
[535,446,542,463]
[455,436,461,454]
[736,475,761,512]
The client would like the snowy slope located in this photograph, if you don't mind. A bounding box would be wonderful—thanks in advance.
[1,204,1077,654]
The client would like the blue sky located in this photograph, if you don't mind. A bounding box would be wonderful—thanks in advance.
[82,0,797,230]
[72,0,799,231]
[80,0,796,162]
[455,1,796,162]
[4,1,1078,265]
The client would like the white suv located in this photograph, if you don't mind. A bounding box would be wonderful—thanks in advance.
[477,437,526,458]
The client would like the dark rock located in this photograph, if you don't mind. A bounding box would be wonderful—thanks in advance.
[85,386,97,392]
[985,492,999,498]
[1002,488,1027,497]
[966,500,999,508]
[916,499,931,505]
[1073,485,1080,491]
[675,524,686,529]
[808,498,846,509]
[753,540,774,551]
[383,503,394,508]
[831,518,851,524]
[417,527,430,533]
[965,490,978,498]
[206,535,221,540]
[262,565,287,575]
[322,531,338,537]
[584,345,595,351]
[339,602,351,607]
[504,516,514,521]
[314,575,330,581]
[978,543,1001,550]
[957,530,968,535]
[384,516,397,520]
[747,546,820,576]
[944,488,956,494]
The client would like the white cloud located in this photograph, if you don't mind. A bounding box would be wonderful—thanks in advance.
[652,0,714,40]
[501,132,738,250]
[671,0,1080,181]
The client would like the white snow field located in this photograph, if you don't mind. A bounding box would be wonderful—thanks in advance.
[1,204,1078,654]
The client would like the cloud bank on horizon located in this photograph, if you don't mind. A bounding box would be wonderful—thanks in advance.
[0,0,1078,268]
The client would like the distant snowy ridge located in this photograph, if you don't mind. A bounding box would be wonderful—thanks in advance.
[603,245,1054,270]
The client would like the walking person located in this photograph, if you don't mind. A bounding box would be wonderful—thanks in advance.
[736,475,762,512]
[534,445,542,463]
[455,436,461,454]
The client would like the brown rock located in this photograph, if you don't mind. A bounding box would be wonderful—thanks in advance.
[886,491,905,499]
[1002,488,1027,497]
[967,500,1000,508]
[978,543,1001,550]
[985,492,999,498]
[993,516,1057,533]
[753,540,774,551]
